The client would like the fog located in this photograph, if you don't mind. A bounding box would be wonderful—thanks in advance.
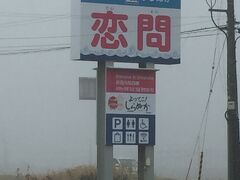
[0,0,240,179]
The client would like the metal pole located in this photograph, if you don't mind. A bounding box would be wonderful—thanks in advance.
[97,60,113,180]
[138,62,155,180]
[226,0,240,179]
[138,145,145,180]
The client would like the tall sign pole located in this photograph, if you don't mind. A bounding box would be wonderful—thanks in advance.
[138,62,155,180]
[226,0,240,179]
[96,61,113,180]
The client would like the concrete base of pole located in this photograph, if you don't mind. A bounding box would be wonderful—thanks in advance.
[144,146,154,180]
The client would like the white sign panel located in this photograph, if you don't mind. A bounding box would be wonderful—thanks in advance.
[106,93,155,115]
[71,0,181,64]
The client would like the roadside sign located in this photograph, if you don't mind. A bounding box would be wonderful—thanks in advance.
[71,0,181,64]
[106,114,155,145]
[106,68,156,145]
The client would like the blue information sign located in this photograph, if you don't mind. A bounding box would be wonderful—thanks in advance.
[106,114,155,145]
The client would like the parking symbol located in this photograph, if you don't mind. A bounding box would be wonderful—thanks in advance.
[112,117,123,130]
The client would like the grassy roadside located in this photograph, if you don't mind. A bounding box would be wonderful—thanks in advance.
[0,166,175,180]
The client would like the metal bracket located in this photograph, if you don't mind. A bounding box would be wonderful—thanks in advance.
[209,8,227,13]
[228,101,236,110]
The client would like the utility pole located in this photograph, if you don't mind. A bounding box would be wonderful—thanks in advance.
[210,0,240,179]
[226,0,240,179]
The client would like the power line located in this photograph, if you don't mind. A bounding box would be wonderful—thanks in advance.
[0,46,70,56]
[0,43,70,49]
[0,11,69,17]
[0,25,224,41]
[0,35,71,40]
[0,15,69,28]
[181,25,226,34]
[181,33,220,39]
[0,32,219,41]
[185,37,226,180]
[0,10,227,31]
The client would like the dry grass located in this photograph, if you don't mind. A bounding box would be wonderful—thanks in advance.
[0,166,175,180]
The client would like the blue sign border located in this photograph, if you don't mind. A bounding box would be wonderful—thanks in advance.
[81,0,181,9]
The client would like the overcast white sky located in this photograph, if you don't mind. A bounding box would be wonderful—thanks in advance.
[0,0,240,179]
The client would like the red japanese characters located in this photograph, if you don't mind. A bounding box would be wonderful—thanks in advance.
[91,11,171,52]
[91,11,128,49]
[138,14,171,52]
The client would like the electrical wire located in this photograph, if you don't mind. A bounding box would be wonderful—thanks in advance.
[0,11,69,17]
[181,33,220,39]
[0,32,220,41]
[0,15,69,28]
[0,35,71,40]
[0,46,70,56]
[202,0,226,147]
[185,1,227,179]
[0,10,227,32]
[0,26,224,41]
[181,25,225,34]
[181,20,222,27]
[0,43,70,49]
[0,25,224,55]
[185,37,226,180]
[0,12,229,56]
